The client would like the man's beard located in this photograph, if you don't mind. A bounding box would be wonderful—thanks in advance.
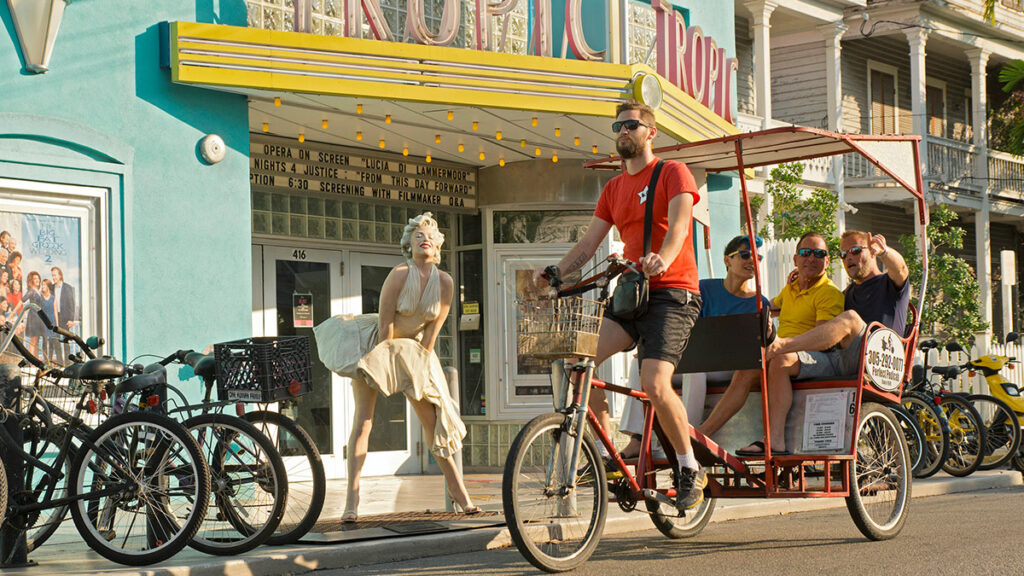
[616,137,642,159]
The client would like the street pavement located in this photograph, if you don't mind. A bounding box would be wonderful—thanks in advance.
[2,469,1020,575]
[318,485,1024,576]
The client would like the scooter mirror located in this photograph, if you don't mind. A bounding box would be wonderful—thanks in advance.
[1006,332,1019,344]
[945,342,965,353]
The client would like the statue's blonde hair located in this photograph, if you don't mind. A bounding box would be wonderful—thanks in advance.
[401,212,445,265]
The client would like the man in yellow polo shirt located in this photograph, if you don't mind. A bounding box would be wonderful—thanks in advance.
[737,231,842,456]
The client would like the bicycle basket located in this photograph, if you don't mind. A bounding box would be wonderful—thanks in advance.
[517,296,604,359]
[213,336,312,402]
[20,365,89,420]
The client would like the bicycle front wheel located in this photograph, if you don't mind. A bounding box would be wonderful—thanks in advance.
[69,412,210,566]
[243,410,326,545]
[502,412,607,573]
[22,431,73,552]
[846,403,911,541]
[184,413,288,556]
[967,394,1021,470]
[940,395,986,477]
[901,393,949,479]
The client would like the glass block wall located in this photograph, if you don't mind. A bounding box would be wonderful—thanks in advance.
[627,0,657,68]
[251,188,456,367]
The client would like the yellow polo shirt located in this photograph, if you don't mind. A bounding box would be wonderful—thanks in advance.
[772,274,844,338]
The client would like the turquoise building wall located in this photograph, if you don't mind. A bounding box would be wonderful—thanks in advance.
[0,0,252,360]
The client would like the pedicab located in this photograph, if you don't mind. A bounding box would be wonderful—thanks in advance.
[503,126,928,572]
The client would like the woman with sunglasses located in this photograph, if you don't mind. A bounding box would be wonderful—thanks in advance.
[736,231,843,456]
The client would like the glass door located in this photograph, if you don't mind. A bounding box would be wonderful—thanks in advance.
[348,252,420,476]
[259,245,347,477]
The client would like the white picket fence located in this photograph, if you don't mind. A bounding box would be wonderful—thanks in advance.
[919,341,1024,395]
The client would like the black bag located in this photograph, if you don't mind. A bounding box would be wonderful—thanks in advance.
[611,160,664,320]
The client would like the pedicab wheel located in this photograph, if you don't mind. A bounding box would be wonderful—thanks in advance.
[503,412,607,573]
[1012,451,1024,473]
[645,464,715,539]
[69,412,211,566]
[845,402,911,541]
[0,454,6,527]
[939,396,986,477]
[901,393,949,479]
[966,394,1021,471]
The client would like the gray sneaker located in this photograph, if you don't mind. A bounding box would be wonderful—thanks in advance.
[674,467,707,510]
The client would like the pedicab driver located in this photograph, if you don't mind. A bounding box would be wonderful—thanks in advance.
[534,100,705,511]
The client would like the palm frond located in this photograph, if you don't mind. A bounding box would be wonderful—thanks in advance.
[999,60,1024,93]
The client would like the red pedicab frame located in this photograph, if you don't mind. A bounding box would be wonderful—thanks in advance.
[584,127,929,509]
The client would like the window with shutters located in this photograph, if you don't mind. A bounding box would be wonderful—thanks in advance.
[868,62,898,135]
[926,81,946,138]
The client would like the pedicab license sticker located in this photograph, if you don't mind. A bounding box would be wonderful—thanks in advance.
[863,328,905,393]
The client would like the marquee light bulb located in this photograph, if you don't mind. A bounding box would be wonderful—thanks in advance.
[574,136,580,146]
[554,127,561,137]
[357,103,363,114]
[322,119,329,129]
[298,133,305,143]
[592,145,598,154]
[472,121,479,131]
[385,114,392,124]
[495,130,502,140]
[535,147,541,156]
[274,97,281,107]
[552,153,559,163]
[520,139,526,148]
[262,122,269,133]
[403,146,409,156]
[531,117,538,127]
[479,151,485,160]
[426,154,432,163]
[499,157,506,167]
[356,131,363,141]
[447,110,454,120]
[379,139,386,148]
[458,143,465,152]
[435,134,442,143]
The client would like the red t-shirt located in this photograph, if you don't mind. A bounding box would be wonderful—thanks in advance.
[594,158,700,292]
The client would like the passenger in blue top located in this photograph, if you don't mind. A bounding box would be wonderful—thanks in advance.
[696,235,773,437]
[618,234,772,457]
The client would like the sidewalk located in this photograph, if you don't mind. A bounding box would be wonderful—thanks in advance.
[6,469,1021,576]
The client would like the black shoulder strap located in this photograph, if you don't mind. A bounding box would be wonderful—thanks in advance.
[643,160,666,256]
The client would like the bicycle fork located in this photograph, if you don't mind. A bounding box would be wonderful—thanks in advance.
[548,360,595,499]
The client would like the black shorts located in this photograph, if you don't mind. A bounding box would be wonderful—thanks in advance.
[604,288,702,365]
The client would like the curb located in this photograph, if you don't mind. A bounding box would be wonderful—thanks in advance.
[13,471,1022,576]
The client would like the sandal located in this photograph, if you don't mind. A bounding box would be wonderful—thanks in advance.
[736,440,790,457]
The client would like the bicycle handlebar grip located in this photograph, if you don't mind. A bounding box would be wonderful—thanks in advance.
[86,336,104,350]
[37,309,54,330]
[542,265,562,287]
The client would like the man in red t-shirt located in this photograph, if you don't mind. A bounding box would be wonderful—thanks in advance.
[534,100,705,511]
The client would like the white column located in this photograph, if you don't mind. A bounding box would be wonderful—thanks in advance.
[821,21,848,289]
[745,1,778,129]
[968,47,993,335]
[905,28,929,178]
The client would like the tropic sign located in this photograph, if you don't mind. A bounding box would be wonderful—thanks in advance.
[340,0,736,122]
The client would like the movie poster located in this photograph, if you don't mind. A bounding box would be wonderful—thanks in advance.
[0,210,82,365]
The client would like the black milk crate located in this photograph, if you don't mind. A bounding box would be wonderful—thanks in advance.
[214,336,312,402]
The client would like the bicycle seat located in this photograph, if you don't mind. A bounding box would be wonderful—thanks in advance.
[115,370,167,394]
[77,358,126,380]
[931,365,960,379]
[62,363,85,380]
[918,338,938,350]
[192,355,217,381]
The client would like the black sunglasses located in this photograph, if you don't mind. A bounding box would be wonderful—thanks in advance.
[840,245,868,258]
[797,248,828,259]
[612,119,650,133]
[727,249,763,261]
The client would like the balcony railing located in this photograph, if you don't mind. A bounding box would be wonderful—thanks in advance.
[926,136,980,191]
[989,149,1024,198]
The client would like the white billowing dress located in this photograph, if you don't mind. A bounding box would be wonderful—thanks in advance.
[312,263,466,459]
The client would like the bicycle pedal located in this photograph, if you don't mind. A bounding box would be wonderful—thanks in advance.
[98,529,116,542]
[641,488,682,515]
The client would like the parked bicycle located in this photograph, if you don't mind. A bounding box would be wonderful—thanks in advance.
[0,307,211,566]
